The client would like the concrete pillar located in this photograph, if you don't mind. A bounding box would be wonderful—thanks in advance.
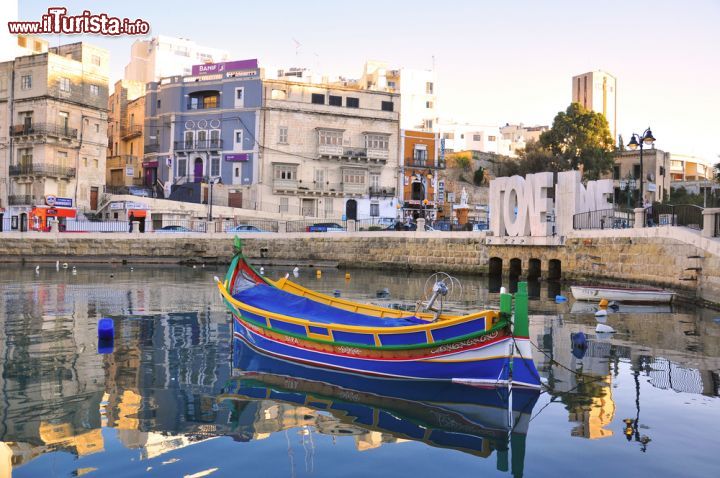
[49,219,59,233]
[278,220,287,234]
[131,221,140,233]
[206,220,216,234]
[416,218,426,231]
[347,219,356,232]
[701,208,720,238]
[633,208,645,228]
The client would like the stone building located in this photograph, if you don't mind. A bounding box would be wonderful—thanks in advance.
[0,42,109,226]
[259,78,400,219]
[399,129,445,220]
[572,70,617,142]
[611,149,671,204]
[107,80,146,190]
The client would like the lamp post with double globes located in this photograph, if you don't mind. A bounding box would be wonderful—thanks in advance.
[627,128,656,208]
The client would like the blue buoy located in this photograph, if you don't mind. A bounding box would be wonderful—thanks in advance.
[98,337,114,354]
[98,318,114,340]
[571,332,588,359]
[333,289,341,297]
[555,295,568,303]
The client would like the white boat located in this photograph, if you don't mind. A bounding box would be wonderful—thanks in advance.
[571,285,674,304]
[570,301,673,314]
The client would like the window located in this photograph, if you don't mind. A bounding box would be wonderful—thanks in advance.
[278,126,288,144]
[424,119,433,129]
[235,167,240,178]
[59,77,70,92]
[274,165,297,180]
[234,130,244,149]
[324,198,333,216]
[210,129,221,147]
[311,93,325,105]
[184,130,194,148]
[178,157,187,176]
[370,174,380,189]
[426,101,434,108]
[271,89,287,100]
[210,155,220,177]
[203,95,218,109]
[234,87,244,108]
[83,157,88,167]
[314,168,325,187]
[370,203,380,217]
[633,164,641,178]
[58,182,67,197]
[197,130,207,144]
[280,197,289,213]
[488,135,496,142]
[442,132,454,140]
[93,158,99,168]
[381,101,394,112]
[319,130,343,146]
[473,134,482,142]
[346,97,359,108]
[91,55,101,66]
[413,147,428,163]
[57,151,68,167]
[90,84,99,96]
[95,123,100,133]
[388,81,396,88]
[365,134,389,151]
[329,95,342,106]
[426,82,434,94]
[613,165,620,180]
[18,36,27,47]
[157,99,161,109]
[343,170,366,184]
[58,111,69,130]
[18,147,32,165]
[21,75,32,90]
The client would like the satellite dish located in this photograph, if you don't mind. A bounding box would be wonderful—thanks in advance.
[647,172,655,181]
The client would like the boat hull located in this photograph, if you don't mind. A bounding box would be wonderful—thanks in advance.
[233,313,540,388]
[571,285,674,303]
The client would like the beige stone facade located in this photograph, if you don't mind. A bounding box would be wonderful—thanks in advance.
[107,80,146,189]
[0,42,109,215]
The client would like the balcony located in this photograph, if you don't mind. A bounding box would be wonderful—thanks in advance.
[369,186,396,197]
[342,183,367,195]
[404,158,446,170]
[107,155,138,169]
[317,146,388,164]
[174,139,224,152]
[273,179,298,192]
[9,123,78,140]
[120,124,142,140]
[9,163,76,178]
[145,142,161,154]
[8,194,36,206]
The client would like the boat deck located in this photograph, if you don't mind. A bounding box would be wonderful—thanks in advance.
[233,284,428,327]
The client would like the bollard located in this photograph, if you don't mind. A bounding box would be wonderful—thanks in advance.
[514,282,529,337]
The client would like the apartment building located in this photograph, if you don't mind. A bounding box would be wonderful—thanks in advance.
[399,130,444,220]
[572,70,617,142]
[107,80,146,190]
[124,35,229,84]
[260,79,400,219]
[143,59,261,205]
[0,42,109,229]
[499,123,549,157]
[611,149,671,204]
[438,122,509,155]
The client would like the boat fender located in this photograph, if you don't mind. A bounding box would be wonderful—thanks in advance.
[333,289,341,297]
[345,272,351,280]
[259,267,265,275]
[98,318,114,340]
[500,287,506,294]
[594,309,608,318]
[316,269,322,278]
[598,298,608,308]
[595,323,615,333]
[35,265,40,274]
[555,295,568,303]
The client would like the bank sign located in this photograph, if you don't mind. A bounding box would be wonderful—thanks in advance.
[45,195,73,207]
[489,171,613,237]
[192,59,258,76]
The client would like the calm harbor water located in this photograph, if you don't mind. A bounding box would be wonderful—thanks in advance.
[0,264,718,477]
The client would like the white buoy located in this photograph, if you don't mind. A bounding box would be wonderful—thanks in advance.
[259,267,265,275]
[56,260,60,271]
[595,323,615,333]
[130,267,134,272]
[594,309,608,318]
[35,265,40,274]
[284,273,290,279]
[500,287,507,294]
[62,262,68,269]
[72,266,77,275]
[213,276,220,283]
[192,265,196,269]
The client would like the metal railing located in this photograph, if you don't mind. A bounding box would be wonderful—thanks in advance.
[120,124,142,139]
[7,194,35,206]
[9,163,77,177]
[214,219,280,233]
[64,220,131,233]
[404,158,446,170]
[645,204,703,230]
[369,186,396,197]
[286,219,347,233]
[355,218,396,231]
[145,142,161,153]
[573,208,635,230]
[9,122,78,139]
[174,139,224,151]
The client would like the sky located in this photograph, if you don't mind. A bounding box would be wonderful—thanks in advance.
[15,0,720,159]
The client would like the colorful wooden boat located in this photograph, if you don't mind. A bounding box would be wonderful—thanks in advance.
[571,285,675,303]
[218,337,538,471]
[217,238,541,388]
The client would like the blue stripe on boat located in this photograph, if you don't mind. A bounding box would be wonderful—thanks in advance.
[234,284,426,327]
[268,319,307,336]
[379,331,427,346]
[332,330,376,345]
[431,317,485,341]
[308,325,329,335]
[378,410,426,439]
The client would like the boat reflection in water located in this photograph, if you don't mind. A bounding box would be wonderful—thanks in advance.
[220,338,540,475]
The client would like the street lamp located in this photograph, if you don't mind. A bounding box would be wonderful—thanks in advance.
[627,127,656,208]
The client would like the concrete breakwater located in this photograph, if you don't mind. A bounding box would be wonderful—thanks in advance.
[1,228,719,303]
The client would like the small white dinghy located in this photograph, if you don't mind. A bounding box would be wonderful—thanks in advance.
[571,285,674,304]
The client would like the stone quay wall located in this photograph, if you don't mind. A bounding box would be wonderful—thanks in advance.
[0,228,717,303]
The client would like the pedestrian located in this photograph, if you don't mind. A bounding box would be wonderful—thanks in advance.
[643,199,654,227]
[128,212,134,233]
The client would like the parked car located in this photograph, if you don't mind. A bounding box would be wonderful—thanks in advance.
[472,222,489,231]
[155,225,192,233]
[127,185,152,197]
[226,224,269,233]
[306,222,345,232]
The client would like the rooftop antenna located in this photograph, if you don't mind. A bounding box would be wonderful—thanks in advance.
[292,38,302,58]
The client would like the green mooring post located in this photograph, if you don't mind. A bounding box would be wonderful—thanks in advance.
[500,291,512,321]
[514,281,529,337]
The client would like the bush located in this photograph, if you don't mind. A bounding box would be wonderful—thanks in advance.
[473,167,485,186]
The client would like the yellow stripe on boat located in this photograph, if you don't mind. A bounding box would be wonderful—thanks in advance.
[218,280,498,336]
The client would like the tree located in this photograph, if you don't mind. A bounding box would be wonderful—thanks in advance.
[539,103,615,180]
[448,152,471,171]
[473,166,486,186]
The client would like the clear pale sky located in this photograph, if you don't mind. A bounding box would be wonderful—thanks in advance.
[19,0,720,159]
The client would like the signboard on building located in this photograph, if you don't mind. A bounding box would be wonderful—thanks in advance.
[45,195,73,208]
[109,202,125,210]
[192,59,258,76]
[437,179,445,204]
[225,153,250,162]
[447,192,455,203]
[440,138,445,160]
[126,167,134,177]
